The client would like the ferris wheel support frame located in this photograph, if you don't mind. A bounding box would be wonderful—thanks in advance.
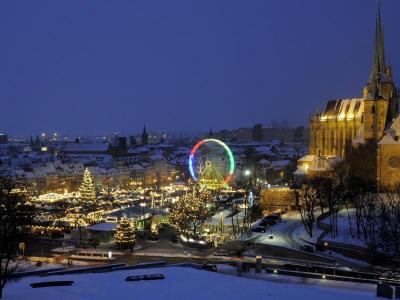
[188,138,235,185]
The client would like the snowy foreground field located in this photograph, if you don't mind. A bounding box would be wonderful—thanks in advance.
[5,266,377,300]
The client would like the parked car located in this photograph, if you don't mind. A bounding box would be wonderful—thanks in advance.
[201,264,217,272]
[299,245,314,253]
[258,221,270,228]
[261,219,277,227]
[251,227,266,233]
[264,214,282,223]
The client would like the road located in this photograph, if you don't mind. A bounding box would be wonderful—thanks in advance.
[246,213,374,272]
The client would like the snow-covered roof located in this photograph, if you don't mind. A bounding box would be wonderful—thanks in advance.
[150,153,165,161]
[271,160,291,168]
[127,146,150,154]
[86,222,117,232]
[320,98,363,120]
[293,168,307,175]
[379,115,400,145]
[297,155,315,163]
[295,155,343,174]
[131,164,145,170]
[154,143,174,148]
[255,146,275,156]
[258,158,271,166]
[139,162,150,168]
[33,163,57,177]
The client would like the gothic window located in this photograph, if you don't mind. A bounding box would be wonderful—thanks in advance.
[388,156,400,169]
[372,105,376,114]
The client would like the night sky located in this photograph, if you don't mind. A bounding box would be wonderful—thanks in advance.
[1,0,400,135]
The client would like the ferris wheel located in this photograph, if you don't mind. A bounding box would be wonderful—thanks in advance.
[188,139,235,189]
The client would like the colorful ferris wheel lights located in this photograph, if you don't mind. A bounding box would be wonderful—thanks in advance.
[188,138,235,185]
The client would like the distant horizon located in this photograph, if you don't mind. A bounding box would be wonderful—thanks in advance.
[4,120,305,138]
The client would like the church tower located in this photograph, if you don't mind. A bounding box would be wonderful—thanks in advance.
[363,1,399,142]
[141,124,149,145]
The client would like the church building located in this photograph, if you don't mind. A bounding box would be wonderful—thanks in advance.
[296,3,400,188]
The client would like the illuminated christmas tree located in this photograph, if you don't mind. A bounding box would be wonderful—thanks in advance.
[169,188,213,238]
[115,217,136,250]
[149,221,159,241]
[79,168,96,203]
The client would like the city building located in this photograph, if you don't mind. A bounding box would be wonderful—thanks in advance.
[0,133,8,144]
[296,4,400,188]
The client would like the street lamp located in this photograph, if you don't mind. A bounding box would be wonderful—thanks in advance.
[140,202,146,218]
[40,231,44,260]
[243,169,253,231]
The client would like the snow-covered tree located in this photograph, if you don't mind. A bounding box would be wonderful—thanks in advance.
[169,189,213,238]
[79,168,96,203]
[115,217,136,250]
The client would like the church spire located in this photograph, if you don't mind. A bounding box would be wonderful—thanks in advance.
[142,123,147,135]
[370,0,386,83]
[370,0,388,88]
[377,2,386,74]
[141,123,149,145]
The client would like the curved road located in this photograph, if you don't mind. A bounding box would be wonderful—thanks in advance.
[251,215,373,272]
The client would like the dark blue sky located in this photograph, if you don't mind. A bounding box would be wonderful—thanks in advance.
[1,0,400,135]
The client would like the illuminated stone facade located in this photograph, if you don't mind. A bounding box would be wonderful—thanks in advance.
[309,99,363,158]
[297,4,400,188]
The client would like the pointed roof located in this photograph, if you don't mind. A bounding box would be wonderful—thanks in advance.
[373,1,386,74]
[368,0,390,97]
[142,124,147,135]
[379,115,400,145]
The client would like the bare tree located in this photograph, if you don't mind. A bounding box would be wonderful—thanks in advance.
[308,175,327,215]
[377,189,400,257]
[346,175,375,240]
[353,191,379,253]
[294,184,317,238]
[0,178,34,298]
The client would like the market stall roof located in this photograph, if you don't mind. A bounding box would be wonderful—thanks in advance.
[86,222,117,232]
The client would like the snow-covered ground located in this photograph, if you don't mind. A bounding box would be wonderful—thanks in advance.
[252,209,365,251]
[247,211,299,248]
[4,266,377,300]
[320,209,367,248]
[248,211,371,267]
[251,211,324,249]
[292,220,324,245]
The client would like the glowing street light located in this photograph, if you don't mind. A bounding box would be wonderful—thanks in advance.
[244,169,251,177]
[140,202,146,217]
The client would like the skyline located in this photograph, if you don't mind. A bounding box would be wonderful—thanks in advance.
[2,0,400,135]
